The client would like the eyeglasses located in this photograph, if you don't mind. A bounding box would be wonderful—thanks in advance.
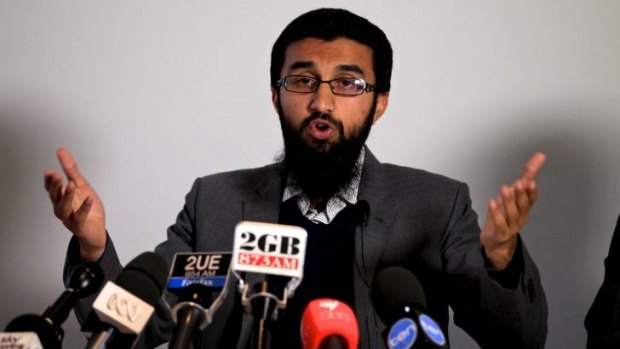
[276,75,376,96]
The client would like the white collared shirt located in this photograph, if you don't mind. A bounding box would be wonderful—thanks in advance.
[282,148,365,224]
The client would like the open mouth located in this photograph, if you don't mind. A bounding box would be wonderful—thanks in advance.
[307,119,335,140]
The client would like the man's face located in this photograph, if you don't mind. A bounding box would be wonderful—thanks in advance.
[271,38,389,201]
[272,37,388,153]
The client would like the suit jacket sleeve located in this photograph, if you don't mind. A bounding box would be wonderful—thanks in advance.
[61,178,202,348]
[445,182,548,348]
[63,233,123,325]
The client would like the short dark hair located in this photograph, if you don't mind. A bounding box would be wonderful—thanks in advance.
[270,8,393,93]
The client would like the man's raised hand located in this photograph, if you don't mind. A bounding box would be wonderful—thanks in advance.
[480,152,546,270]
[44,147,106,261]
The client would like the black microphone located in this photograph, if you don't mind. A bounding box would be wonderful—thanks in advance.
[166,252,233,349]
[371,266,448,349]
[3,262,104,349]
[168,284,209,349]
[231,221,308,349]
[84,252,168,349]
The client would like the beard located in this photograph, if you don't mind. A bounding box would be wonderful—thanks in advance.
[276,96,377,201]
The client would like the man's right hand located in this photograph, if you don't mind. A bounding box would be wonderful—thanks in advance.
[44,147,107,262]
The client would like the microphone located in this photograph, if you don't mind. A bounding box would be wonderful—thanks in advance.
[300,299,359,349]
[84,252,168,349]
[371,266,448,349]
[231,221,308,349]
[3,262,104,349]
[165,252,233,349]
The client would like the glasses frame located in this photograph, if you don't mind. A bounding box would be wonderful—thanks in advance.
[276,75,376,96]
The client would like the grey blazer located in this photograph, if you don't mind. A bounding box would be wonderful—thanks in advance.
[67,148,547,348]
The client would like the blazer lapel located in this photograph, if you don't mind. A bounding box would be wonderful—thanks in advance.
[355,148,390,284]
[354,148,392,349]
[243,164,284,224]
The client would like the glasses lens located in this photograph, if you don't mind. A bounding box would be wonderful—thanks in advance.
[284,76,317,93]
[331,78,365,95]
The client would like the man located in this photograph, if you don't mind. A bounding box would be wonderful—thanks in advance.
[585,214,620,348]
[44,8,547,348]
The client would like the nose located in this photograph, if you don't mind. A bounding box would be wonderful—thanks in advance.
[309,82,335,114]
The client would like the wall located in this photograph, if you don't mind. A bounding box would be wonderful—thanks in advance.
[1,1,618,347]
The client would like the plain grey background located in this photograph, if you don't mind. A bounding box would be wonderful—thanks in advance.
[1,1,618,348]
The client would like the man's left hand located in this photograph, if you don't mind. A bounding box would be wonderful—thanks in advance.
[480,152,546,270]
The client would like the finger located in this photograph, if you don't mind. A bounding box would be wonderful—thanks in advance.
[489,199,508,242]
[47,172,65,205]
[492,194,506,216]
[489,198,508,233]
[514,180,529,212]
[514,180,531,225]
[501,185,519,229]
[526,180,539,204]
[74,196,93,223]
[44,169,58,191]
[57,147,88,186]
[58,181,77,219]
[521,152,546,181]
[43,169,54,192]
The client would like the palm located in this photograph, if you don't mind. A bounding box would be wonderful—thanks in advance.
[62,182,105,240]
[480,152,545,270]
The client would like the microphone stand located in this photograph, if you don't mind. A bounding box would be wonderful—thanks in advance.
[236,277,293,349]
[250,280,278,349]
[169,305,206,349]
[84,327,114,349]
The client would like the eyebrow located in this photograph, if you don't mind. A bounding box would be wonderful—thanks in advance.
[336,64,365,76]
[287,61,367,77]
[288,61,314,71]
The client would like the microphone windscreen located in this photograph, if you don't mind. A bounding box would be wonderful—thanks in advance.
[86,252,168,336]
[115,252,168,305]
[371,266,426,323]
[65,262,105,298]
[301,299,358,349]
[5,315,58,349]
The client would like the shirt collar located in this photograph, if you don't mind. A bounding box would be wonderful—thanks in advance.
[282,147,365,210]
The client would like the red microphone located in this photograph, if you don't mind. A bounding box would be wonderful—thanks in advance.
[300,298,359,349]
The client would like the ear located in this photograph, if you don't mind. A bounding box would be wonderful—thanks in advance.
[372,92,389,123]
[271,88,279,113]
